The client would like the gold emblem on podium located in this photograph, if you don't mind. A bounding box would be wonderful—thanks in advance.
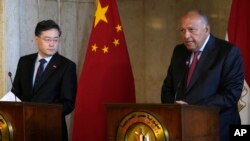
[0,113,13,141]
[117,111,169,141]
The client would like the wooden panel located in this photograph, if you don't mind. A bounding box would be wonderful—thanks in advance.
[0,102,62,141]
[106,104,219,141]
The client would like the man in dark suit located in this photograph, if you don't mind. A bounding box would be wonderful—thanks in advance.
[161,10,244,141]
[12,20,77,141]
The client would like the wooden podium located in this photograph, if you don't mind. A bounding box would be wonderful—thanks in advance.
[0,102,62,141]
[106,104,219,141]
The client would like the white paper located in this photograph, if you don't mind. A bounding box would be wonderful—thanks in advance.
[0,91,21,102]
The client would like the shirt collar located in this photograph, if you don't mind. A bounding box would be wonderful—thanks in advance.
[37,54,52,63]
[198,34,210,52]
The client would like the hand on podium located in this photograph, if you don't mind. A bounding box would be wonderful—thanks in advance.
[175,100,188,104]
[0,91,21,102]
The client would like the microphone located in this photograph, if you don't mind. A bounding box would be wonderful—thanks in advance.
[8,72,17,102]
[174,55,191,102]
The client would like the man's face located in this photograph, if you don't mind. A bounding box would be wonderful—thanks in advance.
[35,28,60,57]
[180,12,209,52]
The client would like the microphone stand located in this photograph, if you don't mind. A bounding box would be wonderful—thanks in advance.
[8,72,17,102]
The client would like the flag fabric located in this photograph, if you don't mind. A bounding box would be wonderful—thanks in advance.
[71,0,135,140]
[227,0,250,124]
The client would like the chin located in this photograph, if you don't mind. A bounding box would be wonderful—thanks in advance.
[186,46,196,51]
[47,52,56,55]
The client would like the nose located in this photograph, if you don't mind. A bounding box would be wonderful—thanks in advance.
[49,41,55,47]
[181,29,191,39]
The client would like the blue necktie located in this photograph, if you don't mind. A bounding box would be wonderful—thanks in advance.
[34,59,47,88]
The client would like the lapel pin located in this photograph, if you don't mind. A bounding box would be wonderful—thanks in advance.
[53,65,57,68]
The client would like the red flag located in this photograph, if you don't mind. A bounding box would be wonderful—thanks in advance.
[228,0,250,84]
[227,0,250,124]
[72,0,135,140]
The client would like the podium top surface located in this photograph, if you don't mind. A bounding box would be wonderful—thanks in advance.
[0,101,62,108]
[106,103,219,112]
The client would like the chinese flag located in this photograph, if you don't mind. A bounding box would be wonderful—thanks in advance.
[71,0,135,140]
[227,0,250,124]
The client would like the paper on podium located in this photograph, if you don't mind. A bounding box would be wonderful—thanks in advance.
[0,91,21,102]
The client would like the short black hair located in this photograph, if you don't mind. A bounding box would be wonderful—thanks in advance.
[35,19,61,37]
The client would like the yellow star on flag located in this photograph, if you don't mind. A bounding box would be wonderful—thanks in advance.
[115,24,122,32]
[91,44,98,52]
[94,1,109,27]
[102,46,109,53]
[113,38,120,47]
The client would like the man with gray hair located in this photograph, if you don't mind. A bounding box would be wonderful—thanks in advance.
[161,10,244,141]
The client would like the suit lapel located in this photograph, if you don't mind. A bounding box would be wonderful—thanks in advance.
[185,36,216,93]
[27,54,38,94]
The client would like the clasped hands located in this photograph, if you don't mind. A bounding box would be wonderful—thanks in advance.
[175,100,188,104]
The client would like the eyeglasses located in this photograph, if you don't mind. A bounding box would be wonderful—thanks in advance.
[39,37,60,43]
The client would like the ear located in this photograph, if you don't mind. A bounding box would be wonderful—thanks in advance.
[35,36,39,44]
[205,25,210,33]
